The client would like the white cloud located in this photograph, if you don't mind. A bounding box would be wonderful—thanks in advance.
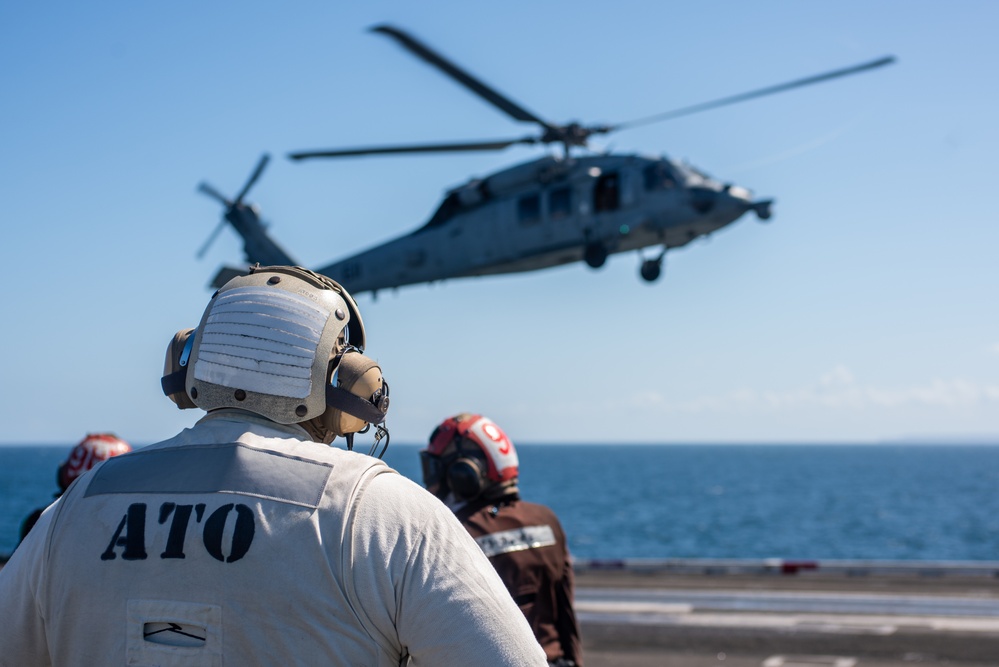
[606,367,999,416]
[820,365,854,387]
[725,123,858,174]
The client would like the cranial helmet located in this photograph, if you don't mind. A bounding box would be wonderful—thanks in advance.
[58,433,132,491]
[421,414,518,501]
[160,265,390,447]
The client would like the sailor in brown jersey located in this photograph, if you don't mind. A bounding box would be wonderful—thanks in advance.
[422,414,583,667]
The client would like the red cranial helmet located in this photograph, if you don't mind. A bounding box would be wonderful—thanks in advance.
[421,414,518,501]
[58,433,132,491]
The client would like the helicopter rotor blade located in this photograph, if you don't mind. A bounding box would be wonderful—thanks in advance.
[196,219,228,259]
[610,55,897,132]
[197,182,232,207]
[289,137,539,160]
[370,24,556,131]
[234,153,270,206]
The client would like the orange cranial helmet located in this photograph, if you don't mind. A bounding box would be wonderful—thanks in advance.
[58,433,132,491]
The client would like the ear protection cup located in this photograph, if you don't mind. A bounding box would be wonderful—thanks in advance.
[447,456,487,501]
[161,328,197,409]
[299,350,390,444]
[325,351,388,436]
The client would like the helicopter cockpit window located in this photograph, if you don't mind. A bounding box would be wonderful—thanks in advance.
[643,163,676,191]
[672,161,708,186]
[549,186,572,219]
[517,193,541,225]
[424,192,462,229]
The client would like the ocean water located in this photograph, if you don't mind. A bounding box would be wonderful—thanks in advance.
[3,443,999,561]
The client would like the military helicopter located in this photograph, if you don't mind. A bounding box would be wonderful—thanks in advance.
[199,25,894,293]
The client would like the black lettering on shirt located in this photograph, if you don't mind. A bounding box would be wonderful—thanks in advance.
[158,503,206,559]
[101,503,148,561]
[100,501,254,563]
[202,503,255,563]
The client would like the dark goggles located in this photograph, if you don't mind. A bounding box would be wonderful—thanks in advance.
[419,450,445,489]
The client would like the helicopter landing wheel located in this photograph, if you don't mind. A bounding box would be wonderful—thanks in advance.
[640,258,662,283]
[583,243,608,269]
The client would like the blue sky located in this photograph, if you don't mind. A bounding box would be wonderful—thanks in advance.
[1,1,997,445]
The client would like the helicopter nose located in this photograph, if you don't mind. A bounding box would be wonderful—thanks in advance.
[691,183,766,220]
[722,184,773,220]
[751,199,773,220]
[689,187,717,214]
[721,184,764,214]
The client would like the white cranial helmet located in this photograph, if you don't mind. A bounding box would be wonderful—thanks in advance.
[163,265,388,444]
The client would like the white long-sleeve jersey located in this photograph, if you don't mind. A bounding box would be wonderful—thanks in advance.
[0,410,546,667]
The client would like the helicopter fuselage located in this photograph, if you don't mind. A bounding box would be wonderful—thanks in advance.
[315,153,770,293]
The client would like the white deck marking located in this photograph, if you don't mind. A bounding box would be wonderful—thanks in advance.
[762,656,857,667]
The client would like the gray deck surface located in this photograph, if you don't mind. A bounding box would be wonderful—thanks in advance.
[577,568,999,667]
[3,558,997,665]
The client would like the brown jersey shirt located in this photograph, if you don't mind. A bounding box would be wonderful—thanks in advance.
[457,494,582,666]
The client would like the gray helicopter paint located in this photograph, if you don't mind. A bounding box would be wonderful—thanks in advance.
[309,154,763,293]
[202,152,766,293]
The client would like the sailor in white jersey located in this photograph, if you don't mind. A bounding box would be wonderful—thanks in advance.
[0,265,546,667]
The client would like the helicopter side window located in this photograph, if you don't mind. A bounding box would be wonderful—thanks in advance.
[342,262,362,282]
[517,193,541,225]
[549,186,572,220]
[643,163,676,191]
[594,172,619,212]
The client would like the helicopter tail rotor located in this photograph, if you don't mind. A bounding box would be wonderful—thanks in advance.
[234,154,270,205]
[196,219,228,259]
[195,183,232,258]
[197,181,231,207]
[195,154,272,260]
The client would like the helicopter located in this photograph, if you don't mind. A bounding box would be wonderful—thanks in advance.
[198,25,895,294]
